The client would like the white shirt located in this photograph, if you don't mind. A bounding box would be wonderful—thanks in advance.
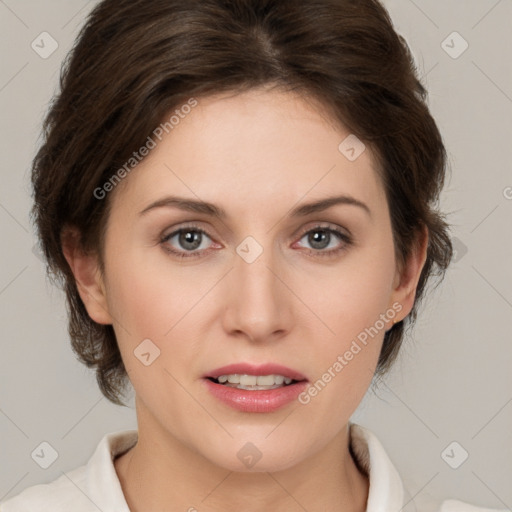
[0,423,505,512]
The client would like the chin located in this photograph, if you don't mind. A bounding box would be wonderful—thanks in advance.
[192,430,312,474]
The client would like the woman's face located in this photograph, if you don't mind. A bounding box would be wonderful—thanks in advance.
[83,87,423,472]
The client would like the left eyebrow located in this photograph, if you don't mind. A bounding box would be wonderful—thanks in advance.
[288,195,372,218]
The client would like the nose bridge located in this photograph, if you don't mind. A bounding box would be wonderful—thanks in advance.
[223,235,291,340]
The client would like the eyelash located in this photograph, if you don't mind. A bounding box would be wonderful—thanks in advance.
[160,223,353,260]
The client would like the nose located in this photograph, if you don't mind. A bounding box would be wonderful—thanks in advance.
[221,240,294,344]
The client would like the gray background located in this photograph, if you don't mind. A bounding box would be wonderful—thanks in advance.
[0,1,511,510]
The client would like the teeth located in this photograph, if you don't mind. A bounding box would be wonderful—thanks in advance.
[213,374,296,388]
[240,375,257,386]
[255,375,274,386]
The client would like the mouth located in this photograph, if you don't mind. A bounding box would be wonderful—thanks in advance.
[203,363,308,412]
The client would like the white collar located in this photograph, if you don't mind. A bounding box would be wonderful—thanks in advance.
[85,429,136,511]
[349,423,410,511]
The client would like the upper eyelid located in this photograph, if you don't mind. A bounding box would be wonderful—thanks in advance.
[161,223,212,242]
[296,222,349,236]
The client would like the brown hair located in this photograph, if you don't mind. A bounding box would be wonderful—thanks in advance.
[32,0,452,405]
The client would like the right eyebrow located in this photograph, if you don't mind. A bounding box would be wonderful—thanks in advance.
[139,196,227,218]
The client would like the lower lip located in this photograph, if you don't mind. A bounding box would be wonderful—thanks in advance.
[203,379,308,413]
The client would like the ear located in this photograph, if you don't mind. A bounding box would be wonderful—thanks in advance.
[61,226,112,325]
[388,224,429,322]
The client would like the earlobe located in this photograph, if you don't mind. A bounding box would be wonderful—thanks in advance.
[61,227,112,325]
[389,225,429,321]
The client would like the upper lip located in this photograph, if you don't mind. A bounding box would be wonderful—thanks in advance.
[204,363,308,381]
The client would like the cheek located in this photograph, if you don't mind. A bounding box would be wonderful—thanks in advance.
[292,232,397,414]
[299,235,396,348]
[294,260,395,433]
[104,244,193,336]
[103,246,219,375]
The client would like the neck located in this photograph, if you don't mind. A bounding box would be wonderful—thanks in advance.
[115,402,369,512]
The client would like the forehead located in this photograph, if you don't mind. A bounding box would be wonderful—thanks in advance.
[110,88,386,217]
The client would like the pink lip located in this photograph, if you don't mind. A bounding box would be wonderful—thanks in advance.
[203,379,308,413]
[203,363,308,413]
[204,363,307,381]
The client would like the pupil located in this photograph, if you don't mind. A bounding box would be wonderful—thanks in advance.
[309,230,329,249]
[180,230,201,250]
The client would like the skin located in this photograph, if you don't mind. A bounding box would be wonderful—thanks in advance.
[63,86,428,512]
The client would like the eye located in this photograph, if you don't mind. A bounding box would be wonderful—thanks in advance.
[294,225,352,257]
[160,224,219,258]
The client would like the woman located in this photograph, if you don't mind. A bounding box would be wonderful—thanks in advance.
[1,0,505,511]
